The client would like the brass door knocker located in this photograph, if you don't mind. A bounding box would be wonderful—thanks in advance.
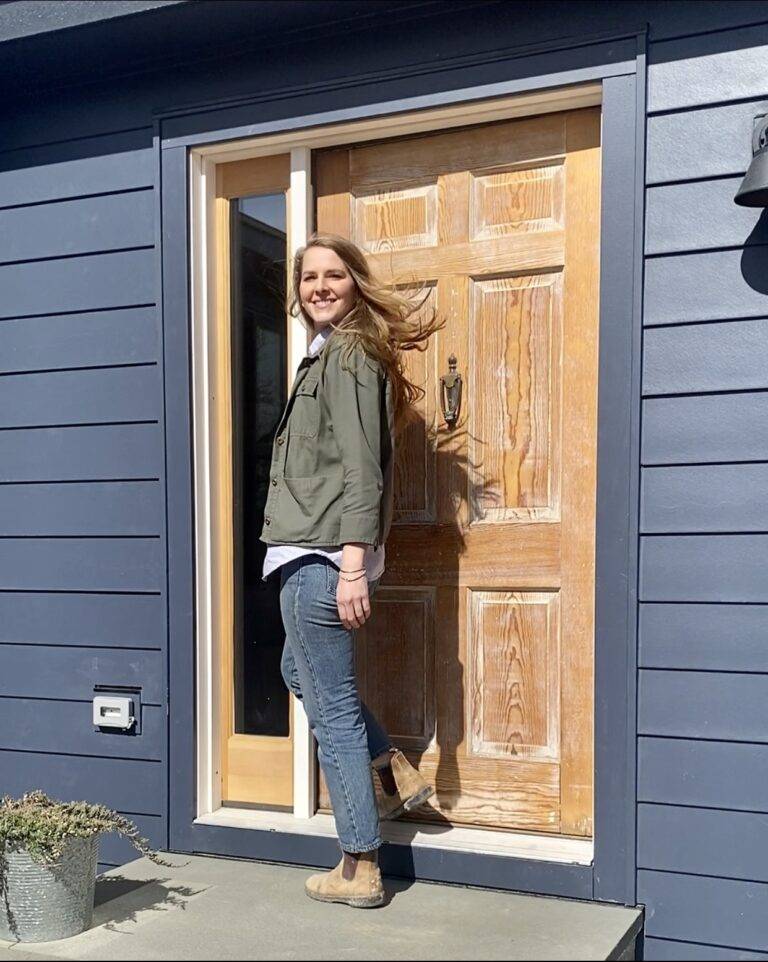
[440,354,463,428]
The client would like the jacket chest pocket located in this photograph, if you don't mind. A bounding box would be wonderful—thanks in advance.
[290,370,321,439]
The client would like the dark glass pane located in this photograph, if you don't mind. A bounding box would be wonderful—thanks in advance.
[232,193,289,737]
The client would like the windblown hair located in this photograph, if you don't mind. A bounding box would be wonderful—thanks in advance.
[289,232,445,437]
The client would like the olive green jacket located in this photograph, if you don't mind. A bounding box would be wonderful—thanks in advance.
[259,334,395,550]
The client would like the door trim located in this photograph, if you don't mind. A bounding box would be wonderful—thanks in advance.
[197,808,594,865]
[162,34,645,904]
[189,90,602,860]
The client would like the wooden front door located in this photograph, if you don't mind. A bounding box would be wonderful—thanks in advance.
[314,107,601,836]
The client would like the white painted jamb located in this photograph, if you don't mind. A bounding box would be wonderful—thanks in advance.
[288,146,315,820]
[189,152,223,816]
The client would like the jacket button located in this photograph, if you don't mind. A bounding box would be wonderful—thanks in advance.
[265,518,271,525]
[271,478,277,486]
[277,436,285,446]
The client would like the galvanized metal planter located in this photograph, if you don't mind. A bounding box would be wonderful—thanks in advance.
[0,835,99,943]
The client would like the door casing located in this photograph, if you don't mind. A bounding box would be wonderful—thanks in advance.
[161,34,646,905]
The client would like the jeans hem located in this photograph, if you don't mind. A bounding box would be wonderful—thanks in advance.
[370,743,396,766]
[339,837,382,854]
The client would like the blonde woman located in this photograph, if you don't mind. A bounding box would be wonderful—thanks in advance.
[260,233,443,907]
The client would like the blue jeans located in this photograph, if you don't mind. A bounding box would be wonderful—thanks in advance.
[278,555,393,853]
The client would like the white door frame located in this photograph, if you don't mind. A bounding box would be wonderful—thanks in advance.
[188,80,601,865]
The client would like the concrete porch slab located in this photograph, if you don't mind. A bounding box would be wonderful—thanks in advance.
[0,853,642,961]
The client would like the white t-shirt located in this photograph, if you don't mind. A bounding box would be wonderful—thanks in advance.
[261,326,386,583]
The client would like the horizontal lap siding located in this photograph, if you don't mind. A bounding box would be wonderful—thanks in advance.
[640,24,768,956]
[0,752,162,815]
[0,423,162,481]
[0,307,158,374]
[0,127,167,855]
[644,939,768,961]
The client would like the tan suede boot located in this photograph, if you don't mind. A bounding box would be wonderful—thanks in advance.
[304,851,385,908]
[373,749,435,821]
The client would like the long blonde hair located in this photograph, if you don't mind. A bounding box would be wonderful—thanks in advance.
[289,232,445,437]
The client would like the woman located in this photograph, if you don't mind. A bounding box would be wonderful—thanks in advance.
[260,233,443,908]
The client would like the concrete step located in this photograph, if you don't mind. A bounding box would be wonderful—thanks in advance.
[0,853,643,961]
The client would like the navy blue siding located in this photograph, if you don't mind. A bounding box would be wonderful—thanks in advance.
[0,121,166,858]
[1,0,768,932]
[640,20,768,957]
[643,319,768,395]
[2,752,163,815]
[639,604,768,672]
[0,423,162,481]
[0,307,158,374]
[0,190,154,262]
[645,940,768,961]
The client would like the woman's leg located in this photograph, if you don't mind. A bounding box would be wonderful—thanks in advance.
[279,571,394,762]
[279,557,382,853]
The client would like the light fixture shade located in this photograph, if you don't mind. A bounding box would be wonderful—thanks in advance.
[735,116,768,207]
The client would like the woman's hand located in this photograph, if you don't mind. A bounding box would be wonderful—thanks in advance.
[338,541,371,629]
[337,574,372,629]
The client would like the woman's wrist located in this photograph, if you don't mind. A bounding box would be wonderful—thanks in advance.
[340,542,366,573]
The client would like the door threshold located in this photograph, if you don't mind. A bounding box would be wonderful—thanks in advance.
[195,807,593,865]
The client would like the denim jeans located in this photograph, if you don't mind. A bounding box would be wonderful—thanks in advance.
[278,555,393,853]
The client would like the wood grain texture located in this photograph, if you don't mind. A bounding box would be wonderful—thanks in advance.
[214,158,293,808]
[471,273,562,523]
[558,109,600,837]
[216,153,290,199]
[468,591,559,761]
[315,106,600,836]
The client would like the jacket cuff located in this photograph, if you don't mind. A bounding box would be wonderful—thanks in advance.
[339,516,380,546]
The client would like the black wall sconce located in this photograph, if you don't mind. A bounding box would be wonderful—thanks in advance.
[735,115,768,207]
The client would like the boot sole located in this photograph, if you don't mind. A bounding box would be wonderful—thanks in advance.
[380,784,435,822]
[305,889,385,909]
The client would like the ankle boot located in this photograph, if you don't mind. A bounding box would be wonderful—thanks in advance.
[373,749,435,821]
[304,851,385,908]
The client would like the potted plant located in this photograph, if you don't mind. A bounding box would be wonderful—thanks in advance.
[0,790,173,944]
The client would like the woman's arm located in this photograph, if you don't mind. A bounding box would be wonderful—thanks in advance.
[322,342,385,547]
[323,342,384,628]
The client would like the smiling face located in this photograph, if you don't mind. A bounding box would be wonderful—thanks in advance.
[299,245,357,333]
